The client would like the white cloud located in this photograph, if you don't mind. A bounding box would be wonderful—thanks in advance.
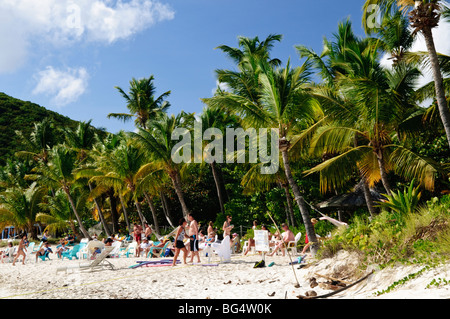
[0,0,175,73]
[380,19,450,90]
[211,80,231,95]
[32,66,89,107]
[410,20,450,88]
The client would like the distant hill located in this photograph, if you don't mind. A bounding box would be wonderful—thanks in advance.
[0,92,101,165]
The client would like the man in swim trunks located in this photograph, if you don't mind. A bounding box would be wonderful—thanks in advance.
[188,213,201,263]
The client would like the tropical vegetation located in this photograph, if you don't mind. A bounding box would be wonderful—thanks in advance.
[1,3,449,264]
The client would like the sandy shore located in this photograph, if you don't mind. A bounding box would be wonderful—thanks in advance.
[0,250,449,300]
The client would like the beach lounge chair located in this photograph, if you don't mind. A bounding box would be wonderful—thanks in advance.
[25,242,35,261]
[38,250,50,261]
[286,232,302,256]
[79,240,104,260]
[56,246,116,273]
[61,244,82,260]
[108,241,122,258]
[119,242,136,258]
[6,246,15,263]
[33,241,43,253]
[146,241,170,258]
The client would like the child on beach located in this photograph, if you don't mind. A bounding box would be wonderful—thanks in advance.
[172,218,188,266]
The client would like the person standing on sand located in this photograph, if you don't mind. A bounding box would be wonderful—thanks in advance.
[173,218,188,266]
[133,223,142,245]
[188,213,201,263]
[222,215,234,238]
[12,235,28,265]
[144,223,152,241]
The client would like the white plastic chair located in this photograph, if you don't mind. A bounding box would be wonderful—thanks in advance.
[287,232,302,256]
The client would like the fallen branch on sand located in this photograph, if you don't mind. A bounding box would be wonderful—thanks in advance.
[297,270,374,299]
[314,272,352,285]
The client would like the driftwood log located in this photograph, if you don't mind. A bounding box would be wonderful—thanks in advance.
[297,270,374,299]
[314,272,352,285]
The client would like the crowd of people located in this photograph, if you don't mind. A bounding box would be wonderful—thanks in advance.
[1,214,317,266]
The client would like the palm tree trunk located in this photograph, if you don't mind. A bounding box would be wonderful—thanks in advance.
[376,151,392,196]
[108,190,119,234]
[134,199,146,228]
[143,192,160,234]
[280,144,318,256]
[360,176,376,217]
[88,183,111,237]
[63,186,91,239]
[160,190,175,228]
[280,181,296,227]
[422,27,450,150]
[169,170,190,219]
[211,162,226,214]
[119,193,131,235]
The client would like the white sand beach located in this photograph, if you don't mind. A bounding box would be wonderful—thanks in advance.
[0,250,448,300]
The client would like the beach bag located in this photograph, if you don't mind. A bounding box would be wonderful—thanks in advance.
[253,260,265,268]
[164,248,174,257]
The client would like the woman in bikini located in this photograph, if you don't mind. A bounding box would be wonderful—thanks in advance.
[12,235,28,265]
[172,218,188,266]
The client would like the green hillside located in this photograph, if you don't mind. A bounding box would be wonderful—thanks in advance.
[0,92,93,165]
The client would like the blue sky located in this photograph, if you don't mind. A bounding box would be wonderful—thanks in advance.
[0,1,448,134]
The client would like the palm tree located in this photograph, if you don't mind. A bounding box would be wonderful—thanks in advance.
[37,189,86,236]
[205,59,323,255]
[214,34,283,108]
[64,120,111,237]
[305,45,442,198]
[216,34,283,68]
[0,183,46,239]
[130,112,195,219]
[362,0,450,150]
[108,76,171,129]
[30,145,91,238]
[241,162,296,227]
[86,142,149,228]
[197,106,238,214]
[377,11,415,66]
[15,118,58,164]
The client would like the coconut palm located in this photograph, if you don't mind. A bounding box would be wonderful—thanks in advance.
[205,58,323,255]
[377,11,415,66]
[64,120,112,236]
[214,34,283,108]
[362,0,450,150]
[86,141,149,228]
[108,76,171,129]
[130,112,195,219]
[15,118,58,164]
[305,44,443,198]
[30,145,91,238]
[197,105,238,214]
[0,183,46,239]
[241,162,296,227]
[37,189,87,236]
